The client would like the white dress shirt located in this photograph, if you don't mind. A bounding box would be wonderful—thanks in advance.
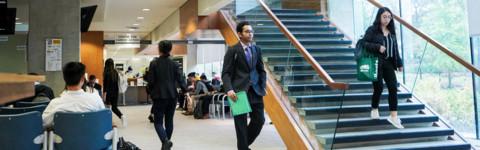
[42,89,105,128]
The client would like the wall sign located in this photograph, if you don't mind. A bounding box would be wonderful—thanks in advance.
[46,38,62,71]
[17,45,26,50]
[115,63,124,71]
[0,36,7,41]
[115,35,140,43]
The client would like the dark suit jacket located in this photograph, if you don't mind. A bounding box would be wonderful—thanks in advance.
[222,42,267,98]
[363,26,403,70]
[148,55,188,99]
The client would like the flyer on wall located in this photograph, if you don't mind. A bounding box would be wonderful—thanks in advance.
[45,38,62,71]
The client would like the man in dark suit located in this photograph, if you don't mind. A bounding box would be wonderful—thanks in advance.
[222,21,267,150]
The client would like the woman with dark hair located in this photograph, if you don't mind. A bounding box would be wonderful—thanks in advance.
[148,40,189,150]
[363,7,404,129]
[103,58,127,127]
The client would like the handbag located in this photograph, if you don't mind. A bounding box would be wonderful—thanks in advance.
[356,44,378,82]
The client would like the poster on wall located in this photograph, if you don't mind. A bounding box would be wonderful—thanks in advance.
[45,38,62,71]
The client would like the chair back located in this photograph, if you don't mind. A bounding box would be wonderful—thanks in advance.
[17,101,50,107]
[0,105,47,115]
[0,112,44,150]
[53,109,113,150]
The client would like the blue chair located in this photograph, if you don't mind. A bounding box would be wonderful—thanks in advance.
[0,105,47,115]
[0,112,48,150]
[49,109,117,150]
[17,101,50,107]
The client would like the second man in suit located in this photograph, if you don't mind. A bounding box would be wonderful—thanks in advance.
[222,21,267,150]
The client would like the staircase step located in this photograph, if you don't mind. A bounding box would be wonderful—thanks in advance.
[257,40,351,45]
[254,26,337,33]
[308,115,438,130]
[272,64,356,72]
[262,48,354,53]
[318,127,454,144]
[237,14,323,20]
[299,103,423,116]
[240,20,331,26]
[291,92,412,104]
[334,140,470,150]
[255,33,345,41]
[270,9,318,14]
[265,55,354,63]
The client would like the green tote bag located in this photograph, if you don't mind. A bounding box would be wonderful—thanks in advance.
[356,45,378,82]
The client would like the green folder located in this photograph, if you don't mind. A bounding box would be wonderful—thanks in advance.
[227,91,252,116]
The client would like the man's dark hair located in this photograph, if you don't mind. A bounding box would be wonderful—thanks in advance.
[28,73,39,76]
[89,75,96,80]
[188,72,196,78]
[236,21,251,34]
[63,62,86,86]
[200,75,207,80]
[212,72,216,74]
[158,40,173,57]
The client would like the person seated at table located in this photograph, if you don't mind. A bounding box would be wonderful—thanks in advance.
[42,62,105,128]
[182,73,208,115]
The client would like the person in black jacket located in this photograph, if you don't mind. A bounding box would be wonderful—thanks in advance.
[148,40,188,150]
[363,7,404,129]
[222,21,267,150]
[103,58,127,127]
[199,75,216,119]
[87,75,102,98]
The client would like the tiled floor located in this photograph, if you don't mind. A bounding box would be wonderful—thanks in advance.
[113,105,287,150]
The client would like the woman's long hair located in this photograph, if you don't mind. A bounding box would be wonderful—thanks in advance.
[373,7,396,36]
[103,58,118,82]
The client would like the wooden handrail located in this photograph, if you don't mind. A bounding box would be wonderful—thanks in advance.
[254,0,349,90]
[367,0,480,77]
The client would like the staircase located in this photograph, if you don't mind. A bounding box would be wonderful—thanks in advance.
[236,8,472,149]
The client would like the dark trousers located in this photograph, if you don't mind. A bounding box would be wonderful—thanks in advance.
[234,86,265,150]
[107,92,123,118]
[177,93,187,110]
[152,98,177,141]
[372,59,398,111]
[202,95,214,114]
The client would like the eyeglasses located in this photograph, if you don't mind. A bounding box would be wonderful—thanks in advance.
[244,30,254,34]
[382,16,392,20]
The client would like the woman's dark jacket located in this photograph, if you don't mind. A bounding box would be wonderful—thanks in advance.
[363,26,403,70]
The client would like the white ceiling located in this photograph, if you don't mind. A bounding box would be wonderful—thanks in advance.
[106,46,136,60]
[8,0,188,39]
[90,0,187,39]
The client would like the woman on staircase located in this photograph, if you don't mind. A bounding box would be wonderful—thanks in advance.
[363,7,404,129]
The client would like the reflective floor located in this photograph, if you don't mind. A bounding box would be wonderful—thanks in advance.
[113,105,286,150]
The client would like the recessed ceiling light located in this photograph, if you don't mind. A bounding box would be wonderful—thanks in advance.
[15,18,19,20]
[142,8,150,11]
[15,23,22,24]
[129,29,135,31]
[137,17,144,19]
[133,24,139,26]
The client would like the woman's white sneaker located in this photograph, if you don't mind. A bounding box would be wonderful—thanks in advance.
[371,109,380,119]
[387,115,404,129]
[121,115,128,127]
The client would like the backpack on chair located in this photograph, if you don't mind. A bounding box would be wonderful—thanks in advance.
[32,93,51,102]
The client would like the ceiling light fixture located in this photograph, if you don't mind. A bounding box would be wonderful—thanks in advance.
[15,23,22,25]
[133,24,139,26]
[142,8,150,11]
[15,18,19,20]
[137,17,144,19]
[129,29,135,31]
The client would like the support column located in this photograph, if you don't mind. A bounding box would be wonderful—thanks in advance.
[28,0,81,97]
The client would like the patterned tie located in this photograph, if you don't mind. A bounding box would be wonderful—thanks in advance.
[245,46,252,68]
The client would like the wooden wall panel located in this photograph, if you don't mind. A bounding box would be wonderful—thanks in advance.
[282,0,320,12]
[171,44,187,55]
[218,11,240,46]
[81,31,104,87]
[180,0,199,38]
[198,11,220,30]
